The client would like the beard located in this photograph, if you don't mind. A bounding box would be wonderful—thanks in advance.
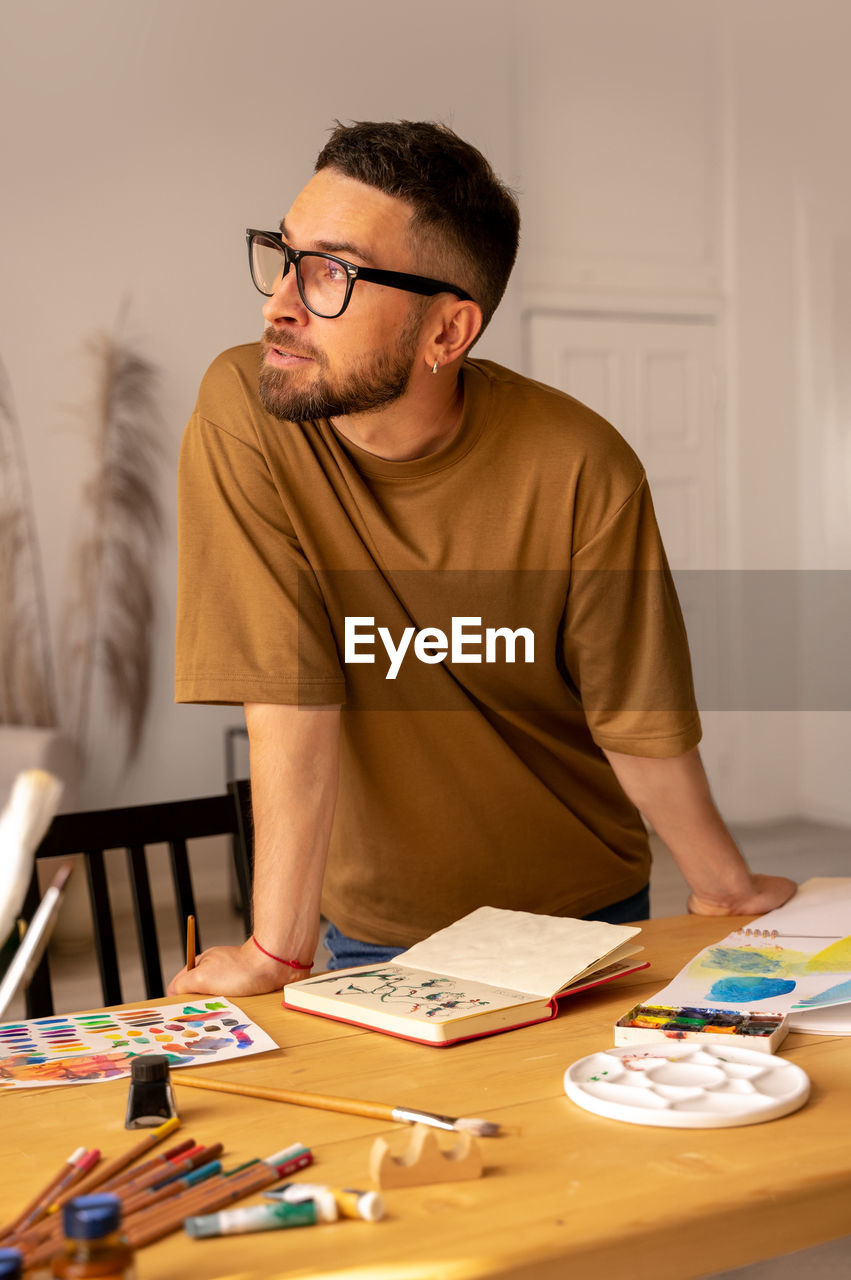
[258,310,423,422]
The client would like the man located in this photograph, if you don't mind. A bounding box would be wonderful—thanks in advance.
[169,121,794,998]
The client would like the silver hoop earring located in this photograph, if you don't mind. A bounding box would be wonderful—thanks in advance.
[432,360,439,375]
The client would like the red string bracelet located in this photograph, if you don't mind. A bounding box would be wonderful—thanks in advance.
[252,936,312,970]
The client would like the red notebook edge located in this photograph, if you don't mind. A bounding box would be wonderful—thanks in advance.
[281,957,651,1048]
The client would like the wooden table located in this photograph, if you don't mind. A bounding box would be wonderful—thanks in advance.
[2,915,849,1280]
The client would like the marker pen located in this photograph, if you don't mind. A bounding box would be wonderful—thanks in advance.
[266,1182,385,1223]
[184,1191,338,1238]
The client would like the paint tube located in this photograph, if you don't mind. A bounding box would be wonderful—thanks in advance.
[184,1191,338,1238]
[265,1182,385,1223]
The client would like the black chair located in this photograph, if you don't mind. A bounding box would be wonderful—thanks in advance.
[228,777,255,915]
[21,790,254,1018]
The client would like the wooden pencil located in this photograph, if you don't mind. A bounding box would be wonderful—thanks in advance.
[119,1157,222,1219]
[0,1148,86,1241]
[52,1116,183,1206]
[174,1071,502,1135]
[125,1147,309,1249]
[118,1144,223,1197]
[185,915,196,969]
[17,1149,223,1271]
[98,1135,196,1192]
[8,1137,197,1258]
[8,1149,100,1236]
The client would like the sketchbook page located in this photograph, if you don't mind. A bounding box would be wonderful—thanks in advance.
[396,907,641,999]
[0,997,278,1089]
[288,964,544,1025]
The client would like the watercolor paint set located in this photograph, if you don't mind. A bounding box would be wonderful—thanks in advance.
[614,1003,789,1053]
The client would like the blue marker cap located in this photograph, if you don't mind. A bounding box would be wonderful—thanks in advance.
[62,1194,122,1240]
[0,1247,23,1279]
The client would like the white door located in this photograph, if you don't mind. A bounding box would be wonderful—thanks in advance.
[527,311,731,803]
[526,312,722,570]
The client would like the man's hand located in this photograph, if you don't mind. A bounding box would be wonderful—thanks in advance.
[603,747,799,919]
[687,873,797,917]
[167,938,302,997]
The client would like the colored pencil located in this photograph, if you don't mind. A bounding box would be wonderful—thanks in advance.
[119,1159,223,1218]
[117,1143,223,1196]
[7,1136,196,1259]
[101,1136,196,1191]
[52,1116,183,1206]
[174,1071,503,1136]
[185,915,196,969]
[9,1149,99,1236]
[125,1145,312,1249]
[14,1152,217,1269]
[0,1147,86,1241]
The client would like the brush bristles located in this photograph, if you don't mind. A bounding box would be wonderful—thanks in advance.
[453,1116,502,1137]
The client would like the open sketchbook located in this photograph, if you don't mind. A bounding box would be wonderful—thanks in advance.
[283,906,647,1045]
[649,878,851,1035]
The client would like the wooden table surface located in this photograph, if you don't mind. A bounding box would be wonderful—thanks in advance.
[2,915,849,1280]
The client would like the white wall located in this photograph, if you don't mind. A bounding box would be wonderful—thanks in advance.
[2,0,849,825]
[1,0,520,807]
[514,0,851,823]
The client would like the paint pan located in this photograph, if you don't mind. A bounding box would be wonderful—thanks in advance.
[614,1004,789,1053]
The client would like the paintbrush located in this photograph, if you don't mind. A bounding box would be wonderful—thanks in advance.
[173,1072,502,1136]
[0,861,74,1019]
[0,769,64,943]
[185,915,196,969]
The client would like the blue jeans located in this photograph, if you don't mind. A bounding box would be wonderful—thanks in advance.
[323,883,651,970]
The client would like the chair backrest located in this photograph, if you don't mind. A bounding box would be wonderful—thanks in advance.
[22,791,253,1017]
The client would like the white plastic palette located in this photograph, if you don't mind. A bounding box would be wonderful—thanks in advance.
[563,1042,809,1128]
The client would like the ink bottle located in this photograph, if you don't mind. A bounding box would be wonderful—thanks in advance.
[0,1246,23,1278]
[124,1053,177,1128]
[51,1195,135,1279]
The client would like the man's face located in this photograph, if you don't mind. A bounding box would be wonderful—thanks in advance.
[258,168,428,422]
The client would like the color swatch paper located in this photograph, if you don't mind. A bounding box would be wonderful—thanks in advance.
[650,879,851,1026]
[0,998,278,1088]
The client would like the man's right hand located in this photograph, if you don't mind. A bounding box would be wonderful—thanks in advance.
[167,937,304,997]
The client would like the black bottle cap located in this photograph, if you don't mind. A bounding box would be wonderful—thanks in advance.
[130,1053,170,1083]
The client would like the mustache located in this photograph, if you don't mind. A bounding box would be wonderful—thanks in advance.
[261,327,321,361]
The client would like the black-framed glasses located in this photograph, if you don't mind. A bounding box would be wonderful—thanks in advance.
[246,229,474,318]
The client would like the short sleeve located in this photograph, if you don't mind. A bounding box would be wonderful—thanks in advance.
[174,414,345,706]
[561,477,702,757]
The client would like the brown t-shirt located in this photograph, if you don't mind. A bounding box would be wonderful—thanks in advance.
[176,345,701,944]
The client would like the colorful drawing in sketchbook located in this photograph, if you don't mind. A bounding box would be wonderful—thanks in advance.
[302,967,496,1020]
[0,999,278,1089]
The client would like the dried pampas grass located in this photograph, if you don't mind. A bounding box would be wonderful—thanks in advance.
[60,329,164,765]
[0,358,58,728]
[1,320,164,770]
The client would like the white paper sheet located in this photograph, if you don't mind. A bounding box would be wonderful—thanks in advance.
[649,879,851,1027]
[397,906,641,998]
[0,997,278,1088]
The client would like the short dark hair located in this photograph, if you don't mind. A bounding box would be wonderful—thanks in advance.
[315,120,520,336]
